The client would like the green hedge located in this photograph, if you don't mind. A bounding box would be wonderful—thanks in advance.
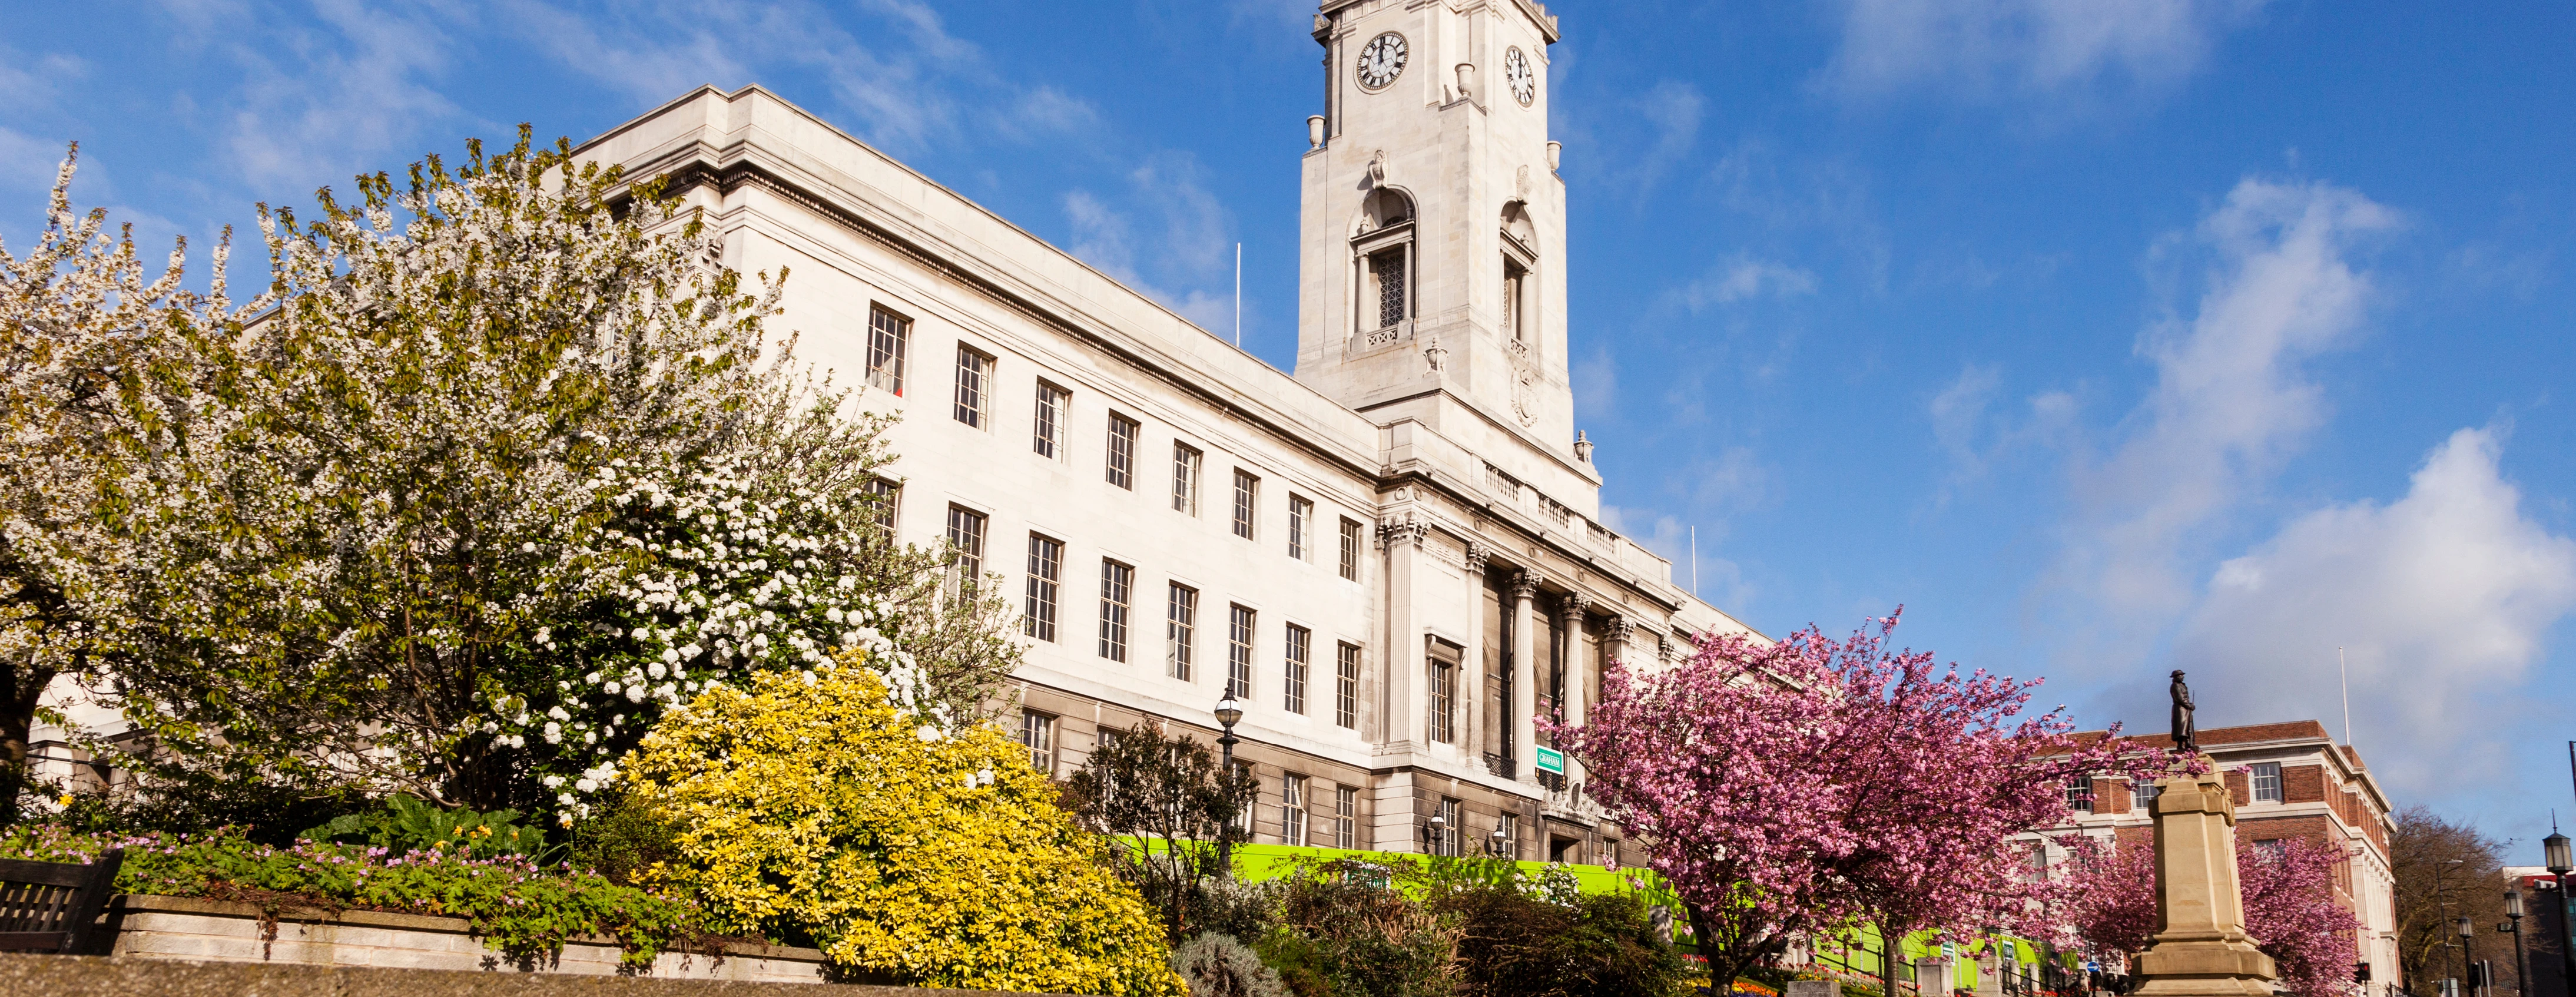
[0,824,705,967]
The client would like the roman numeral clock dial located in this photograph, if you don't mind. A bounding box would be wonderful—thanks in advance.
[1506,45,1536,106]
[1356,32,1407,90]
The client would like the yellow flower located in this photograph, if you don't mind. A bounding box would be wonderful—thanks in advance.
[626,652,1183,996]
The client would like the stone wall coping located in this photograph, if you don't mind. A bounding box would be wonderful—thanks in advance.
[108,894,823,963]
[0,953,1103,997]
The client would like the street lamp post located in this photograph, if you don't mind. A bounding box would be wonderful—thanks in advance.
[2439,858,2468,997]
[2501,887,2528,997]
[1421,811,1447,857]
[1487,824,1510,858]
[2545,832,2572,997]
[2459,917,2479,997]
[1214,693,1243,879]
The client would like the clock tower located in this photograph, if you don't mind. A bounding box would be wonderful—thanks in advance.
[1294,0,1580,476]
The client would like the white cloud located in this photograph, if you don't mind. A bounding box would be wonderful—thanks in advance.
[1930,363,2077,493]
[1624,81,1703,199]
[1673,254,1819,310]
[1572,347,1618,418]
[1824,0,2267,102]
[2066,178,2397,622]
[1600,506,1756,611]
[218,0,463,194]
[1062,153,1238,336]
[2171,427,2576,799]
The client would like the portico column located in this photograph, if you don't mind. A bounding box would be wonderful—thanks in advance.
[1509,571,1538,784]
[1379,518,1425,748]
[1462,544,1491,762]
[1560,594,1590,793]
[1604,615,1635,671]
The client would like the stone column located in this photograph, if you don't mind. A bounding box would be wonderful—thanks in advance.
[2133,763,2277,997]
[1559,594,1589,792]
[1462,544,1491,762]
[1509,571,1538,784]
[1559,594,1590,728]
[1604,615,1635,671]
[1972,946,2005,997]
[1378,518,1426,750]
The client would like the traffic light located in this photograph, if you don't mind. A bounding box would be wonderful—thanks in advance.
[2466,962,2490,989]
[2353,962,2371,983]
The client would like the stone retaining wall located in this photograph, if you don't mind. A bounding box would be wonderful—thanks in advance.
[0,952,1071,997]
[98,895,832,982]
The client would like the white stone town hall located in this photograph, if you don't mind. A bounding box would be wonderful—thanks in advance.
[568,0,1753,866]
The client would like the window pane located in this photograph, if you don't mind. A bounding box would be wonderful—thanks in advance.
[1335,786,1357,849]
[1023,535,1062,642]
[1106,415,1138,489]
[1231,469,1258,540]
[1227,605,1255,700]
[1335,642,1359,730]
[2067,774,2094,813]
[867,306,910,396]
[1430,659,1454,743]
[1284,625,1309,715]
[1019,711,1055,776]
[1172,443,1201,515]
[945,506,987,587]
[1098,561,1133,662]
[1288,496,1312,560]
[864,478,900,534]
[952,347,990,428]
[2251,762,2282,803]
[1339,518,1361,581]
[1166,583,1197,681]
[1282,774,1307,848]
[1371,247,1407,329]
[1032,382,1067,458]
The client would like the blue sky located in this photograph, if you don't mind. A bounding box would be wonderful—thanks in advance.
[6,0,2574,846]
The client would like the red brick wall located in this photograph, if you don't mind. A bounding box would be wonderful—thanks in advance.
[2240,814,2354,911]
[2283,764,2327,803]
[2100,779,2133,814]
[2225,769,2250,806]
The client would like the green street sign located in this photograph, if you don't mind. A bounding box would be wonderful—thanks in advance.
[1535,746,1565,775]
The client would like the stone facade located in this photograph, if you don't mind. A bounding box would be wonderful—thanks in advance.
[556,0,1752,865]
[2030,721,2398,990]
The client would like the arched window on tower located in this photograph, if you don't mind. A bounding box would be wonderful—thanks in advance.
[1500,201,1537,351]
[1351,188,1415,339]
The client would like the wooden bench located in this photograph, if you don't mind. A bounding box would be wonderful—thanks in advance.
[0,850,124,953]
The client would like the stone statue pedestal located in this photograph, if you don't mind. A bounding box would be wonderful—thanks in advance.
[2133,761,2277,997]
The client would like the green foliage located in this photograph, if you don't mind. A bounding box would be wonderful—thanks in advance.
[565,789,680,887]
[1062,721,1261,942]
[0,823,698,967]
[1431,887,1688,997]
[1259,859,1460,997]
[6,127,1022,821]
[626,656,1183,996]
[1173,932,1290,997]
[33,779,366,847]
[299,794,556,863]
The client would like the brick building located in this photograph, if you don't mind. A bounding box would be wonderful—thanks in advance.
[2025,721,2399,991]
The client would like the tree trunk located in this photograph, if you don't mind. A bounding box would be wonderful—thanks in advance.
[0,664,54,828]
[1883,922,1907,997]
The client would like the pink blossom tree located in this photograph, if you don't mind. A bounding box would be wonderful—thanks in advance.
[1553,611,2169,991]
[2044,832,2360,997]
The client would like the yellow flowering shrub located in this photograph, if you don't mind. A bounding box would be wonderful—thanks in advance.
[625,655,1184,995]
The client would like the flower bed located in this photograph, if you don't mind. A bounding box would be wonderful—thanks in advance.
[0,824,706,967]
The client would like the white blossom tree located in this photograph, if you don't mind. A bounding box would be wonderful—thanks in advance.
[3,132,1020,820]
[0,145,254,826]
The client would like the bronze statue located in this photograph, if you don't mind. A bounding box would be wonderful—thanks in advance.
[2170,669,2196,753]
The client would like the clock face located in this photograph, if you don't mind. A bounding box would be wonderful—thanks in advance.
[1356,32,1407,90]
[1505,46,1536,106]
